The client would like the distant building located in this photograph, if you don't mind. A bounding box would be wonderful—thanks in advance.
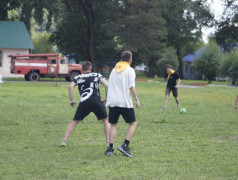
[182,47,206,79]
[0,21,33,77]
[135,63,148,71]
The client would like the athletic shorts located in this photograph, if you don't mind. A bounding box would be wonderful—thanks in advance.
[73,99,107,121]
[108,107,136,124]
[165,87,178,97]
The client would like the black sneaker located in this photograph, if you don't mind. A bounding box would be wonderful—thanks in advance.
[118,144,133,157]
[104,147,114,156]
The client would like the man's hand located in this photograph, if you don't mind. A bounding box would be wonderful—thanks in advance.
[135,100,140,108]
[233,104,237,111]
[102,98,107,104]
[70,101,77,107]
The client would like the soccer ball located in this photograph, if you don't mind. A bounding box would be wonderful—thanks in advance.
[180,108,187,114]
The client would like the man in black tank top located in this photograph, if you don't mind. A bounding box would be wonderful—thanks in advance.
[60,61,110,147]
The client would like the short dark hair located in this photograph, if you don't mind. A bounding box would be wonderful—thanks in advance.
[82,61,92,71]
[166,64,172,69]
[121,51,132,62]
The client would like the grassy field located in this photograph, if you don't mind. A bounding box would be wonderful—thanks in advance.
[0,81,237,179]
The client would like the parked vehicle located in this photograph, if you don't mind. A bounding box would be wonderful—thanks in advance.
[9,54,82,81]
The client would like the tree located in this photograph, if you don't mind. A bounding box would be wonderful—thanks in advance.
[117,0,167,77]
[220,50,238,85]
[0,0,20,20]
[162,0,213,78]
[156,47,179,78]
[20,0,58,34]
[32,32,56,54]
[214,0,238,50]
[192,42,221,83]
[51,0,120,68]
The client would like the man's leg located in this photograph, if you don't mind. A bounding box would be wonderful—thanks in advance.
[164,87,170,110]
[125,121,137,141]
[117,121,137,157]
[60,120,80,146]
[102,118,110,145]
[164,95,169,110]
[109,123,117,144]
[104,123,117,155]
[175,97,180,107]
[173,88,180,107]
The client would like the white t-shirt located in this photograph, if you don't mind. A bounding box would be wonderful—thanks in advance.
[106,67,136,108]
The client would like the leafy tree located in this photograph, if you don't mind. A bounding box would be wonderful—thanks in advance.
[214,0,238,50]
[0,0,20,20]
[162,0,213,78]
[192,42,221,83]
[51,0,120,69]
[220,49,238,85]
[116,0,167,77]
[19,0,59,34]
[32,32,56,54]
[156,47,179,78]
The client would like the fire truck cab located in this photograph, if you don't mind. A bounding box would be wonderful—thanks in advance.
[9,54,82,81]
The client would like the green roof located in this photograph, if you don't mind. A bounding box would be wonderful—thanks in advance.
[0,21,33,49]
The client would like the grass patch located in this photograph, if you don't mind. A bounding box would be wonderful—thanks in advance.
[0,81,238,179]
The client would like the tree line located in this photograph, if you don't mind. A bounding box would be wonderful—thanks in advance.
[1,0,237,79]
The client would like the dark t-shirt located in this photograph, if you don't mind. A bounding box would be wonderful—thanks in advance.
[73,72,104,102]
[167,72,180,88]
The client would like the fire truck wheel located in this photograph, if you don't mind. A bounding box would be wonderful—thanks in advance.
[28,71,40,81]
[69,71,80,81]
[24,74,29,81]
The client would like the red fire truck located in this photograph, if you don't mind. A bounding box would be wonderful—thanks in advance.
[9,54,82,81]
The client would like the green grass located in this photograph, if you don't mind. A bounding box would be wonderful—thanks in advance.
[0,81,238,179]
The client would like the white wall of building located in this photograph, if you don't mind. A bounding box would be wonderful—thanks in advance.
[0,48,28,77]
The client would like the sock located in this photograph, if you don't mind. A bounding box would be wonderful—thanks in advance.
[109,143,113,149]
[124,139,130,147]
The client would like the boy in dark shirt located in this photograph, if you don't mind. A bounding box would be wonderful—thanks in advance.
[60,61,110,147]
[164,64,181,110]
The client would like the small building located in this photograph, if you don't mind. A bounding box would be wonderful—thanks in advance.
[183,47,206,79]
[0,21,33,77]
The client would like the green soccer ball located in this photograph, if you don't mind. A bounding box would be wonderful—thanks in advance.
[180,108,187,114]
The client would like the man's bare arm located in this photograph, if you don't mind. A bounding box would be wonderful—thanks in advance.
[101,79,108,98]
[69,81,77,107]
[130,87,140,108]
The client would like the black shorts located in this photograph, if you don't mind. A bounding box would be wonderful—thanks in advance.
[108,107,136,124]
[165,87,178,97]
[73,99,107,121]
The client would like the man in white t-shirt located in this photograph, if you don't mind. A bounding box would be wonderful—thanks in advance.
[104,51,140,157]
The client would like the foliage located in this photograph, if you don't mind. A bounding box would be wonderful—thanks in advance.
[220,49,238,84]
[162,0,213,78]
[0,0,21,20]
[32,32,56,54]
[50,0,120,65]
[156,47,179,78]
[117,0,167,77]
[214,0,238,48]
[0,82,238,179]
[192,42,221,83]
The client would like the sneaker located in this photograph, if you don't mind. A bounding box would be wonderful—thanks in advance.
[60,140,66,147]
[118,144,133,157]
[104,147,114,156]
